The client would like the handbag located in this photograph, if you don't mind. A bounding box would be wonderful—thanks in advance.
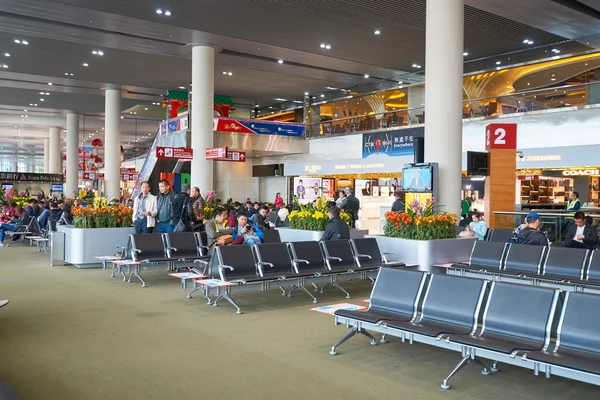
[173,197,190,232]
[216,234,233,246]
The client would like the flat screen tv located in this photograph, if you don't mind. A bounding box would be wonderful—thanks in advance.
[51,184,63,192]
[1,184,13,191]
[467,151,489,176]
[402,165,433,192]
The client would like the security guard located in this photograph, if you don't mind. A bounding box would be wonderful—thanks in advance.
[566,192,581,212]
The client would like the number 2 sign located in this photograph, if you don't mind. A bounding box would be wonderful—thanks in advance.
[485,123,517,150]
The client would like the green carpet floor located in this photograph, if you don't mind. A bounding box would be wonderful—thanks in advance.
[0,246,598,399]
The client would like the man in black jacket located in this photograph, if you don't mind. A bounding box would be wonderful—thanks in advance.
[564,211,598,249]
[516,212,549,246]
[171,184,193,230]
[343,188,360,228]
[321,206,350,241]
[391,190,405,212]
[156,180,177,233]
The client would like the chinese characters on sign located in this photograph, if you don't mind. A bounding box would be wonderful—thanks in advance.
[362,128,423,158]
[0,172,63,182]
[156,147,194,159]
[205,147,228,159]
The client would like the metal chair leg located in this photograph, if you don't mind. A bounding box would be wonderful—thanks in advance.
[213,290,241,314]
[441,353,490,390]
[331,282,351,299]
[287,286,299,297]
[187,287,202,299]
[131,266,147,287]
[330,327,377,355]
[296,284,318,303]
[491,361,499,373]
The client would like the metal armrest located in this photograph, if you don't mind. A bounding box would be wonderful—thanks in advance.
[355,254,372,260]
[218,264,234,281]
[166,246,177,252]
[326,256,343,262]
[382,252,400,264]
[115,245,125,250]
[130,248,142,262]
[292,258,309,273]
[257,262,274,277]
[194,259,209,265]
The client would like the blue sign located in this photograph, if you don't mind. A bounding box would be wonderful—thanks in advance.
[362,128,423,159]
[242,120,305,137]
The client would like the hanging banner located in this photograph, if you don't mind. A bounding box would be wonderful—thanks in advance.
[214,118,305,137]
[206,147,228,159]
[159,115,189,135]
[362,128,423,159]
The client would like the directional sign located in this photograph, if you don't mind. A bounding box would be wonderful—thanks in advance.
[206,147,228,160]
[215,150,246,163]
[157,146,194,159]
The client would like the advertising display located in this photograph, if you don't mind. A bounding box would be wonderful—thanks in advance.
[322,179,335,199]
[402,165,433,191]
[362,127,423,159]
[214,117,305,137]
[159,114,188,135]
[293,177,322,202]
[0,172,63,183]
[405,192,433,212]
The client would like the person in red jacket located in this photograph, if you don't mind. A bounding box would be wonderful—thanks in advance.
[274,192,284,210]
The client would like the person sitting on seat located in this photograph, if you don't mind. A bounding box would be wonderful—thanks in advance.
[458,212,488,240]
[321,206,350,241]
[0,201,16,223]
[254,205,272,230]
[231,214,264,245]
[58,203,74,225]
[0,206,30,246]
[205,208,234,247]
[516,212,549,246]
[564,211,598,250]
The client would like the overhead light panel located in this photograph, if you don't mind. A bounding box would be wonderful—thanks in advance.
[178,86,185,89]
[274,98,287,101]
[364,74,369,78]
[82,62,89,67]
[463,52,468,56]
[551,48,560,54]
[320,43,332,49]
[495,61,501,65]
[523,39,534,45]
[14,39,28,45]
[48,82,52,85]
[277,59,284,64]
[412,64,421,68]
[374,30,381,35]
[3,53,9,57]
[92,50,104,56]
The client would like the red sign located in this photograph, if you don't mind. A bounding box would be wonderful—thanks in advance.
[156,147,194,159]
[215,150,246,163]
[486,123,517,150]
[206,147,228,160]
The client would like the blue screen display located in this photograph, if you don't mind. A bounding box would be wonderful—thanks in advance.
[402,166,432,191]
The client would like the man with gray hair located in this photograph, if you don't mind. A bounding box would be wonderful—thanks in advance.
[172,184,193,231]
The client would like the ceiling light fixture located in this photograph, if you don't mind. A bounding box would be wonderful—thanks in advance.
[412,64,421,68]
[48,82,53,85]
[320,43,332,49]
[1,64,7,69]
[304,92,309,96]
[463,52,468,56]
[277,59,284,64]
[92,50,104,56]
[164,10,171,16]
[551,48,560,54]
[496,61,501,65]
[40,98,44,101]
[178,86,185,89]
[320,94,325,98]
[156,8,163,14]
[227,72,232,76]
[523,39,534,45]
[374,29,381,35]
[274,98,287,101]
[364,74,369,78]
[3,53,9,57]
[82,62,89,67]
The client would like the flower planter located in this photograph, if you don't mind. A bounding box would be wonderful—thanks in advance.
[276,228,369,242]
[367,235,477,273]
[57,225,135,268]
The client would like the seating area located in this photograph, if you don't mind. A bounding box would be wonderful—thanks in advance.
[197,238,406,314]
[447,241,600,293]
[331,267,600,390]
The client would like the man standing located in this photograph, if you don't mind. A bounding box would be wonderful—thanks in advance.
[156,180,176,233]
[516,212,549,246]
[190,186,205,229]
[564,212,598,249]
[132,181,157,234]
[172,184,193,231]
[566,192,581,212]
[343,188,360,228]
[296,179,305,200]
[321,206,350,241]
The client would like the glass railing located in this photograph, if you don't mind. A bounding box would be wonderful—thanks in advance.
[308,81,599,137]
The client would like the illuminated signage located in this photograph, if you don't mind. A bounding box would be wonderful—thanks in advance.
[562,169,600,176]
[304,164,322,173]
[517,155,562,162]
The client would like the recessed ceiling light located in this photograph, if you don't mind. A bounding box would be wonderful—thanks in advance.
[551,49,560,54]
[277,59,284,64]
[463,52,468,56]
[164,10,171,16]
[178,86,185,89]
[412,64,421,68]
[523,39,534,45]
[274,98,287,102]
[1,64,7,69]
[82,62,89,67]
[156,8,163,14]
[374,29,381,35]
[364,74,369,78]
[14,39,20,44]
[398,81,403,84]
[4,53,9,57]
[222,71,227,75]
[551,78,556,81]
[496,67,501,70]
[320,44,326,48]
[34,104,37,106]
[325,44,331,49]
[496,61,501,65]
[29,103,33,106]
[45,92,49,95]
[48,82,52,85]
[320,94,325,98]
[227,72,232,76]
[40,98,44,101]
[254,105,260,108]
[304,92,309,96]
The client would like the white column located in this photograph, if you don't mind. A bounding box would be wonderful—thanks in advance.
[43,138,49,173]
[65,112,80,197]
[424,0,464,214]
[48,127,61,174]
[105,88,122,201]
[407,85,425,124]
[191,45,215,191]
[11,161,17,173]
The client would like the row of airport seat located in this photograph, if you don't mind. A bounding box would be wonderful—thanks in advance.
[448,241,600,292]
[197,238,405,314]
[332,267,600,389]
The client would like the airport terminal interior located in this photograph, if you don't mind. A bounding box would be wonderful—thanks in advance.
[2,0,600,399]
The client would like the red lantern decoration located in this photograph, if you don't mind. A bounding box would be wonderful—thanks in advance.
[91,138,103,147]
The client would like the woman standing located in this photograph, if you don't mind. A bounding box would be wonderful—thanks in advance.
[274,192,284,210]
[335,191,347,209]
